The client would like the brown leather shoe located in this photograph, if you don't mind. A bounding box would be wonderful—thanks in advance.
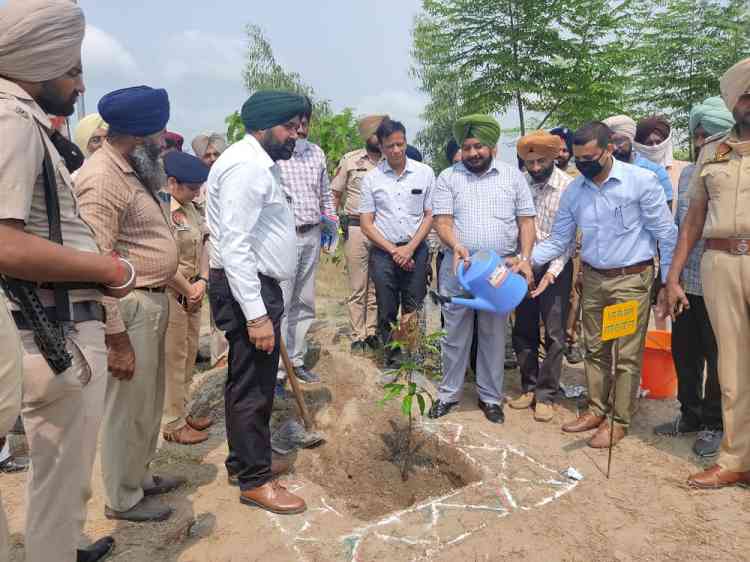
[163,423,208,445]
[239,481,306,514]
[688,464,750,489]
[227,455,291,486]
[186,415,213,431]
[588,422,627,448]
[561,412,605,433]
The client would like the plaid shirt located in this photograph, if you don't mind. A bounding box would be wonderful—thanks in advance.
[676,164,703,295]
[527,166,575,277]
[277,140,335,227]
[432,159,536,256]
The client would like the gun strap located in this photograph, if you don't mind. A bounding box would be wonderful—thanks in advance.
[39,130,70,322]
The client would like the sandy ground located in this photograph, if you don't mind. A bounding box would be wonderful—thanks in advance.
[4,258,750,562]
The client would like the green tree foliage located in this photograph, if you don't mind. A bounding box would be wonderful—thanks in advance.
[224,24,361,173]
[631,0,750,140]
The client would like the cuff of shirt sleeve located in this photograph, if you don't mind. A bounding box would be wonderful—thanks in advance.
[660,264,671,284]
[240,298,268,324]
[103,297,126,335]
[548,259,565,278]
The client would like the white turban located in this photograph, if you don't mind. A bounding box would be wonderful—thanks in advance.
[603,115,636,141]
[0,0,85,83]
[720,57,750,112]
[191,133,227,157]
[74,113,108,158]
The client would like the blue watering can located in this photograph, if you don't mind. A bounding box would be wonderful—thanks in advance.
[431,249,528,315]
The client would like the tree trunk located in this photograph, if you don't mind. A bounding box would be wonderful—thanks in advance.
[516,91,526,137]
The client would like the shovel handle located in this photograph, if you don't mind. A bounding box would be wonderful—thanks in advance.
[279,338,315,431]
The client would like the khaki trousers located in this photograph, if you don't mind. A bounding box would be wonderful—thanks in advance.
[581,266,652,426]
[163,290,201,429]
[701,250,750,471]
[101,291,168,512]
[20,319,107,562]
[0,293,22,561]
[344,225,377,342]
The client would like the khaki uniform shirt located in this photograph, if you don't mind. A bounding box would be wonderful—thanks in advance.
[330,149,379,216]
[0,77,101,307]
[169,195,207,280]
[75,141,178,334]
[689,130,750,239]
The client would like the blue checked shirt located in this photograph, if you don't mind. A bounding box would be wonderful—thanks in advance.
[432,159,536,256]
[532,159,678,282]
[359,157,435,244]
[676,164,703,295]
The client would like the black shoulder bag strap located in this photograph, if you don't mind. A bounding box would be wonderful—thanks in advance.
[39,130,71,322]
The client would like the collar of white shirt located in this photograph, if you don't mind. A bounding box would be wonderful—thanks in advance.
[242,134,275,170]
[379,156,417,178]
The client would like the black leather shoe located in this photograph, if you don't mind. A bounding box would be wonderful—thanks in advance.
[77,536,115,562]
[350,340,366,353]
[143,474,187,496]
[478,400,505,424]
[364,335,380,351]
[428,400,459,419]
[0,455,29,473]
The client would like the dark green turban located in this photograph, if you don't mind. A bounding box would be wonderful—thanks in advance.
[453,114,501,148]
[241,90,308,131]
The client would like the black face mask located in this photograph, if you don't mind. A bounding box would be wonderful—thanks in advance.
[576,151,606,179]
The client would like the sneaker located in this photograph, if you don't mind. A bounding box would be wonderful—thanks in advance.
[534,402,555,422]
[693,429,723,458]
[565,344,584,365]
[654,414,701,436]
[293,366,320,384]
[508,392,535,410]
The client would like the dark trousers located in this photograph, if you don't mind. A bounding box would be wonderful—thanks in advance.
[209,268,284,491]
[512,261,573,403]
[672,293,722,429]
[370,242,428,350]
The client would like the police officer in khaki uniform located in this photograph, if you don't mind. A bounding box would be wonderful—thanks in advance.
[666,57,750,489]
[330,115,385,351]
[0,1,135,560]
[0,292,22,560]
[161,151,214,445]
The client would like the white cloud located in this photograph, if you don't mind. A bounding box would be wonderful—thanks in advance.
[161,30,246,84]
[355,89,427,139]
[82,25,141,82]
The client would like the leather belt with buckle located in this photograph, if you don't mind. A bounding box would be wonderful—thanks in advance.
[296,223,319,234]
[583,259,654,278]
[135,286,166,293]
[705,238,750,255]
[12,301,105,330]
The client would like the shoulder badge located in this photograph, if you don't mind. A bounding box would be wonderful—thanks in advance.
[171,209,187,227]
[710,142,732,163]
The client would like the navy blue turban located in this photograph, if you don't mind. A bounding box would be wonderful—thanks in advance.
[241,90,308,131]
[406,144,423,162]
[163,151,209,185]
[98,86,170,137]
[550,126,573,153]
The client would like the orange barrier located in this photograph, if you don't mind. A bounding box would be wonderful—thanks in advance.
[641,330,677,399]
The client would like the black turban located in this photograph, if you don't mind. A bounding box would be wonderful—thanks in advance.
[445,139,460,163]
[406,144,423,162]
[241,90,308,131]
[549,126,573,154]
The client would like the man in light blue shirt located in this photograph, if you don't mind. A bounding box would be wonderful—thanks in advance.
[532,121,678,448]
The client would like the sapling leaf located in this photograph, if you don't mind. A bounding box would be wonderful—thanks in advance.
[417,394,426,415]
[402,394,413,416]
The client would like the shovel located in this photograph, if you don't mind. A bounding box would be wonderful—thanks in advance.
[273,338,325,454]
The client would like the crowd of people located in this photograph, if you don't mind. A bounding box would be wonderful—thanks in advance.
[0,1,749,562]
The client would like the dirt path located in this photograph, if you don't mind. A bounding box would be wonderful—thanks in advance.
[4,259,750,561]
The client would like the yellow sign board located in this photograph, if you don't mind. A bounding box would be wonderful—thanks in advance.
[601,301,639,341]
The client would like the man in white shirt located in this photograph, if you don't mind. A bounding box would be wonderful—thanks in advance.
[359,118,435,367]
[206,90,307,515]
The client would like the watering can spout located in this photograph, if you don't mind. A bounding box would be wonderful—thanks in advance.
[450,296,498,313]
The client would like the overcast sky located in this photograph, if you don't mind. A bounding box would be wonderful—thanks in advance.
[77,0,428,151]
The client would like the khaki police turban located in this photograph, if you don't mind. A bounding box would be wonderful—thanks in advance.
[74,113,108,158]
[358,115,387,142]
[603,115,636,141]
[0,0,85,83]
[192,133,227,157]
[453,114,501,148]
[517,130,562,161]
[720,57,750,112]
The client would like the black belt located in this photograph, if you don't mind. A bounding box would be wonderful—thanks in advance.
[296,223,319,234]
[346,215,361,227]
[135,286,166,293]
[12,301,105,330]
